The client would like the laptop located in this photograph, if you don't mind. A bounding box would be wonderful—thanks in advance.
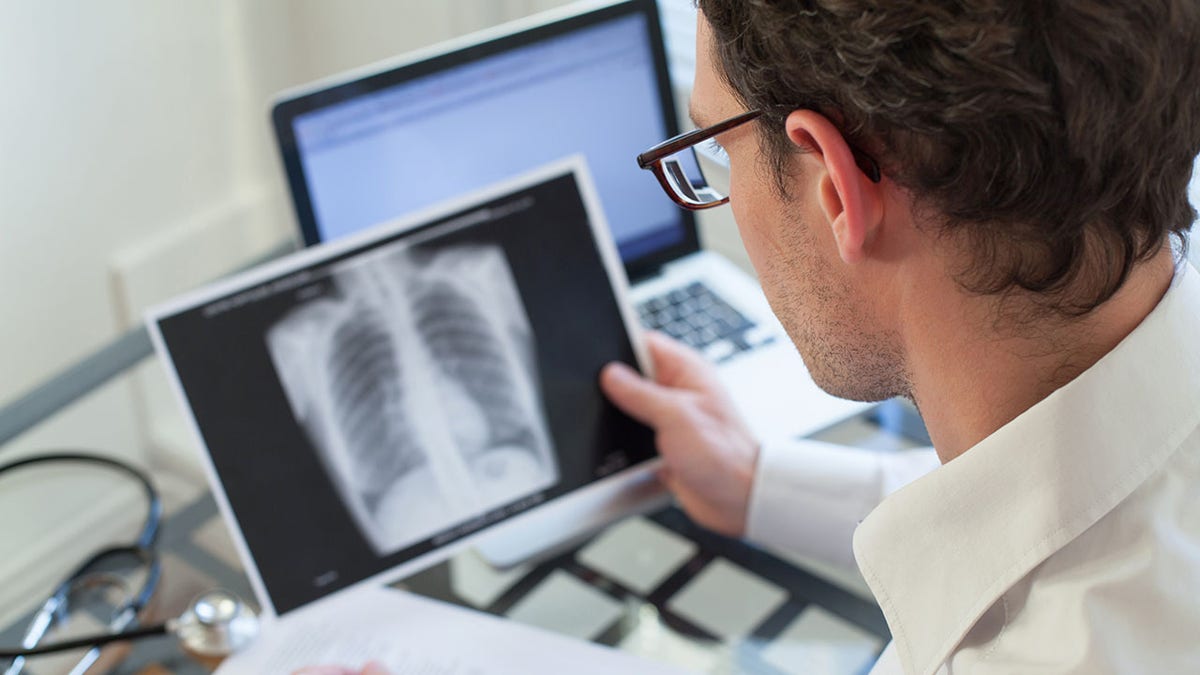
[148,159,667,618]
[270,0,871,442]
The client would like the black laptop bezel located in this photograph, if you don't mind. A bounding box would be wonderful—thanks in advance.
[271,0,699,282]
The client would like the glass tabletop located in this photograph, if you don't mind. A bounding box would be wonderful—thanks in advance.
[1,491,888,675]
[396,504,888,675]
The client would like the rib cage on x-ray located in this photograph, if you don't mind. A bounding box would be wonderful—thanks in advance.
[410,279,538,466]
[266,243,557,556]
[325,304,425,512]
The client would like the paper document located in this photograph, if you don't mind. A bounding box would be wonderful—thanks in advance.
[216,585,689,674]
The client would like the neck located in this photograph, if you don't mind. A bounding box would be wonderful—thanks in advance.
[906,248,1176,464]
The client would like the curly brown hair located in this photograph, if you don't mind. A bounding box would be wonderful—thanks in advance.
[698,0,1200,315]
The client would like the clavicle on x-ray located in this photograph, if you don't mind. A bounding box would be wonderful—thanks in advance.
[266,243,557,555]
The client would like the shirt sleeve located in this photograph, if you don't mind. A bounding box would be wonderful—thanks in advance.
[745,439,940,569]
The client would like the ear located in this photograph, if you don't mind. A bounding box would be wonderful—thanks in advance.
[784,110,883,264]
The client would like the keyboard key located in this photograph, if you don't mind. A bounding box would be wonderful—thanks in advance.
[667,320,691,337]
[713,318,738,335]
[637,282,758,354]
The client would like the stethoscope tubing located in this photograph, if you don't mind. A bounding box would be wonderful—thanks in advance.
[0,452,163,664]
[2,453,259,663]
[0,453,161,549]
[0,624,169,659]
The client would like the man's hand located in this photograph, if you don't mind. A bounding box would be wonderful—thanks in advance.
[600,331,759,537]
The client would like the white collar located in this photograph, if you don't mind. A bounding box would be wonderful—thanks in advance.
[853,261,1200,675]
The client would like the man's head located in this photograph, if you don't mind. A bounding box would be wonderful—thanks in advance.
[691,0,1200,401]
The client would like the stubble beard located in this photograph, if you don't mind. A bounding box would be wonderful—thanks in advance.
[762,212,911,403]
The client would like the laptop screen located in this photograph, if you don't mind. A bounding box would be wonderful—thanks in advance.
[274,0,701,277]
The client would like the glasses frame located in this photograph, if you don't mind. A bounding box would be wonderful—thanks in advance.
[636,108,883,211]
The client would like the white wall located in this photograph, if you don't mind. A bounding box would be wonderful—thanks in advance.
[1,2,247,455]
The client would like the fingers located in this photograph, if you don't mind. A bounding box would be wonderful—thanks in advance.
[644,331,719,389]
[601,330,728,427]
[600,361,678,427]
[655,462,682,495]
[361,662,391,675]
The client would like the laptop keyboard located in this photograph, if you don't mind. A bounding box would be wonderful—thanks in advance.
[636,282,775,363]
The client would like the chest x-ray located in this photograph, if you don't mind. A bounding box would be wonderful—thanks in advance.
[266,243,557,556]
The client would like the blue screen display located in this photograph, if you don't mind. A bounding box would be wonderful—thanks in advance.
[292,13,690,262]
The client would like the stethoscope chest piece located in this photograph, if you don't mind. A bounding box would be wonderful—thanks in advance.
[170,590,259,658]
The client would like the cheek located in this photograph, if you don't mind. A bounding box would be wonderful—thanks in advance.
[728,186,753,252]
[728,165,777,267]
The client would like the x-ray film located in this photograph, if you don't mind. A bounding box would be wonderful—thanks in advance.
[148,159,656,617]
[266,243,557,555]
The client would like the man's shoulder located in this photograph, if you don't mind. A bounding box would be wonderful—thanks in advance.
[951,436,1200,673]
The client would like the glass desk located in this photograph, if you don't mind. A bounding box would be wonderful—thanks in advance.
[2,406,925,675]
[398,504,889,675]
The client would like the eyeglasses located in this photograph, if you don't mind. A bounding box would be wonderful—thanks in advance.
[636,109,882,210]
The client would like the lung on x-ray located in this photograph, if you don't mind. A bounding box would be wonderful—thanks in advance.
[265,242,557,556]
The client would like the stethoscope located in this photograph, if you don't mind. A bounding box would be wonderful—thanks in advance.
[0,454,259,673]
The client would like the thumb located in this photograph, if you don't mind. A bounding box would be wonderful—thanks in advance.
[361,662,391,675]
[600,361,677,427]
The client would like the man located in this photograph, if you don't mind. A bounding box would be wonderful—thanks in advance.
[304,2,1199,673]
[600,1,1200,673]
